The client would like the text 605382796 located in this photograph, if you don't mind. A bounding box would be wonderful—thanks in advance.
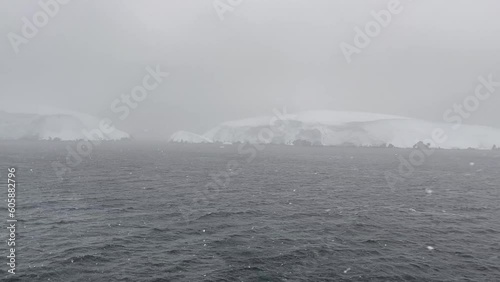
[7,168,17,275]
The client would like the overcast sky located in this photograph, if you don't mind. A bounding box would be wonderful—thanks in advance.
[1,0,500,139]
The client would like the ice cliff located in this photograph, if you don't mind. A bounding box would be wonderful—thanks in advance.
[170,110,500,149]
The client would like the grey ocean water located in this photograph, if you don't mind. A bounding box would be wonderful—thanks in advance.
[1,142,499,281]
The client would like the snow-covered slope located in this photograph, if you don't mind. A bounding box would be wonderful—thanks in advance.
[0,107,129,141]
[171,110,500,149]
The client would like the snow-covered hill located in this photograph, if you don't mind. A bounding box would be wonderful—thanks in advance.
[170,110,500,149]
[0,107,129,141]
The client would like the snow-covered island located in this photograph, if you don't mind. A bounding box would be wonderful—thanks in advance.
[0,108,129,141]
[170,110,500,150]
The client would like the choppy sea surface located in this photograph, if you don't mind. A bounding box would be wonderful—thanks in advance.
[1,142,499,281]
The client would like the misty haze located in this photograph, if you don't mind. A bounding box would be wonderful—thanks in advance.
[1,0,500,281]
